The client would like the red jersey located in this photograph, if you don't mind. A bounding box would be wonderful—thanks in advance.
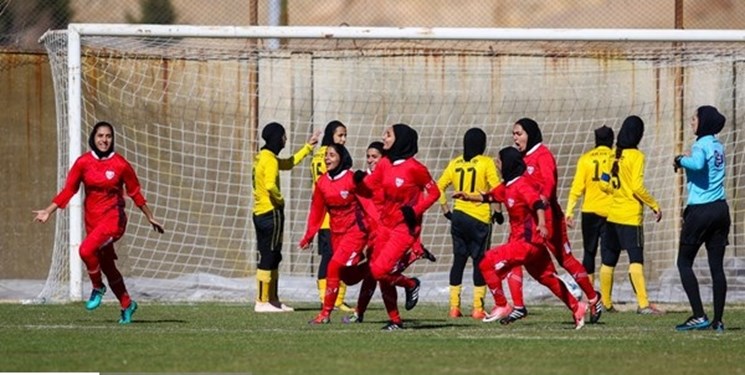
[523,143,558,202]
[488,176,544,246]
[53,151,146,230]
[359,157,440,230]
[300,169,366,247]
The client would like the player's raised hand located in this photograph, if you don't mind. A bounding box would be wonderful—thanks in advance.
[307,130,322,146]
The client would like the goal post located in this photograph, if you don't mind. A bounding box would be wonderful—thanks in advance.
[39,24,745,304]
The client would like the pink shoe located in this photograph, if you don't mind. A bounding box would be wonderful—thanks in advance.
[482,305,512,323]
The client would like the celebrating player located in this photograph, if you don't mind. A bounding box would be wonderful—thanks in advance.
[300,143,370,324]
[252,122,320,313]
[455,147,587,330]
[565,125,614,291]
[673,106,730,332]
[355,123,440,330]
[33,121,164,324]
[507,118,601,324]
[309,120,354,312]
[599,115,663,315]
[437,127,502,319]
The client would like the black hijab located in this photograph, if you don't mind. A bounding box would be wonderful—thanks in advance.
[261,122,286,154]
[594,125,614,148]
[516,118,543,154]
[611,115,645,177]
[499,146,526,182]
[88,121,115,159]
[463,127,486,162]
[322,120,346,146]
[386,123,418,162]
[326,143,353,178]
[368,141,384,155]
[696,106,725,138]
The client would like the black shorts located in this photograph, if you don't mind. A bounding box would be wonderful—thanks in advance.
[317,228,332,256]
[603,221,644,265]
[253,208,284,254]
[680,200,730,248]
[450,210,491,259]
[581,211,607,256]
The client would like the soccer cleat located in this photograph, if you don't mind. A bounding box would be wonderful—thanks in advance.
[471,309,486,320]
[85,285,107,311]
[588,291,603,324]
[637,304,665,315]
[449,307,463,318]
[421,247,437,262]
[675,315,710,331]
[308,314,331,325]
[404,278,421,311]
[342,312,364,324]
[335,302,355,312]
[574,301,587,330]
[483,305,512,323]
[381,321,404,331]
[499,306,528,325]
[118,300,138,325]
[604,305,618,313]
[254,301,285,313]
[270,300,294,312]
[710,321,725,333]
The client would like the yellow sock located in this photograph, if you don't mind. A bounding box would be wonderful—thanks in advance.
[599,265,614,309]
[317,279,326,304]
[335,281,348,307]
[256,269,272,303]
[473,286,486,312]
[629,263,650,308]
[449,285,462,310]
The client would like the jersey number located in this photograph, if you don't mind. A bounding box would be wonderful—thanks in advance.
[455,167,477,193]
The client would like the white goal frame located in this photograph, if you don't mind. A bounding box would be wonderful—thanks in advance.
[58,24,745,301]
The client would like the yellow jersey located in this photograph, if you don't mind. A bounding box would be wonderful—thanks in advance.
[310,145,331,229]
[252,144,314,215]
[565,145,614,218]
[437,154,501,224]
[603,148,660,226]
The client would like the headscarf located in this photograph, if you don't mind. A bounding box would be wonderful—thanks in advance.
[515,118,543,154]
[326,143,353,178]
[594,125,614,148]
[367,141,384,155]
[386,123,418,162]
[498,146,526,182]
[696,105,725,138]
[463,127,486,162]
[88,121,115,159]
[322,120,346,146]
[611,115,645,177]
[261,122,286,154]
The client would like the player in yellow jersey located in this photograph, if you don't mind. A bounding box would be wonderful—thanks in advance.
[437,128,503,320]
[253,122,320,313]
[309,120,354,312]
[565,126,614,291]
[599,116,664,314]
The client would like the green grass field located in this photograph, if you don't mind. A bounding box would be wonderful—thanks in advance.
[0,302,742,374]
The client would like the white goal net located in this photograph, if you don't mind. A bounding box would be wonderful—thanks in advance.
[39,25,745,305]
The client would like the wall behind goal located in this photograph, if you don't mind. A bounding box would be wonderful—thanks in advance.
[36,35,745,303]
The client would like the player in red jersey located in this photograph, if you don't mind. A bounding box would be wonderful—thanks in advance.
[33,121,164,324]
[299,143,370,324]
[355,124,440,330]
[505,118,601,325]
[455,147,587,330]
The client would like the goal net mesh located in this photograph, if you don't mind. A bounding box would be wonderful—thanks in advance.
[40,30,745,305]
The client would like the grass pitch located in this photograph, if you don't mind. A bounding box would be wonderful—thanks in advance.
[0,302,742,374]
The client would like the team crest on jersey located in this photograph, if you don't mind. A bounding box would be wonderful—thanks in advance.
[340,190,349,199]
[395,177,404,187]
[494,261,506,270]
[526,166,535,175]
[507,198,515,208]
[105,170,115,180]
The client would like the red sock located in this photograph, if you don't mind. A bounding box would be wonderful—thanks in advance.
[379,281,401,324]
[506,267,525,308]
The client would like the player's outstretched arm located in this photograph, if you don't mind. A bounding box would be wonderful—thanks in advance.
[33,203,59,224]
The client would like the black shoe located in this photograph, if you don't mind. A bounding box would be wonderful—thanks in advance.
[405,278,421,311]
[499,306,528,325]
[421,247,437,262]
[381,321,404,330]
[589,291,603,324]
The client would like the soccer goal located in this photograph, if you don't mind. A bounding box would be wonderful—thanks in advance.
[39,24,745,305]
